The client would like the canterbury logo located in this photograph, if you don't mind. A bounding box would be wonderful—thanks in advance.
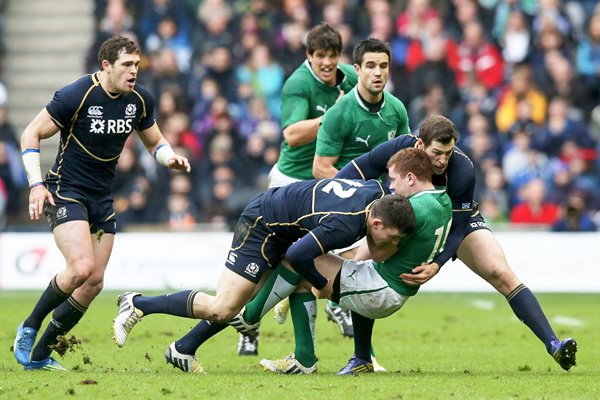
[355,135,371,147]
[87,106,104,117]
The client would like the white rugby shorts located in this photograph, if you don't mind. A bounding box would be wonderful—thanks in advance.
[268,163,303,188]
[338,259,408,319]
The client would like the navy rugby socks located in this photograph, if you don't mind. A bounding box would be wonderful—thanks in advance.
[507,284,558,353]
[133,290,197,318]
[176,320,228,355]
[24,276,71,331]
[351,311,374,361]
[31,297,87,361]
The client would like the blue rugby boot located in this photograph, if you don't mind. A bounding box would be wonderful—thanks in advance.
[14,323,38,365]
[551,338,577,371]
[336,356,374,375]
[24,357,66,371]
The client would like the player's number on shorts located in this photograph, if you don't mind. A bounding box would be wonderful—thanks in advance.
[426,219,452,262]
[321,180,363,199]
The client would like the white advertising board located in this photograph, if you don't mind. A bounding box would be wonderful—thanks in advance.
[1,232,598,292]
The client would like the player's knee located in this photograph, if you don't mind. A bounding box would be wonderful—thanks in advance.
[68,262,96,287]
[69,271,92,287]
[487,264,518,294]
[85,276,104,296]
[211,308,238,323]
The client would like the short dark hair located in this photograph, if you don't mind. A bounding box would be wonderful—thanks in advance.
[98,36,139,69]
[417,115,458,147]
[353,38,391,66]
[387,148,433,181]
[306,23,342,55]
[370,194,416,235]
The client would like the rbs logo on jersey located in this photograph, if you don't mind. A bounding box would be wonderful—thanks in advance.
[87,105,134,135]
[89,118,133,134]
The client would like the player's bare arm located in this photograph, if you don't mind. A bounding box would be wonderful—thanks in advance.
[313,154,339,178]
[284,90,345,148]
[282,117,323,147]
[21,109,59,220]
[138,123,191,173]
[400,262,441,286]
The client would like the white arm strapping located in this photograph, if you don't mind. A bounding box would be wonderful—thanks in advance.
[154,144,176,167]
[22,149,43,187]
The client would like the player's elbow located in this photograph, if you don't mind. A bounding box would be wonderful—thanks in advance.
[284,248,308,274]
[282,127,300,147]
[284,253,300,272]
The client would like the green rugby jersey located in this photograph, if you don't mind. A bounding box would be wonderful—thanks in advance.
[315,87,410,169]
[277,61,358,180]
[374,188,453,297]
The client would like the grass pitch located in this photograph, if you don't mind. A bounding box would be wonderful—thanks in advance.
[0,291,598,399]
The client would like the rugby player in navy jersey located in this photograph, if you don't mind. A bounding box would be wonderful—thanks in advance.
[14,36,190,371]
[112,178,415,373]
[334,114,577,373]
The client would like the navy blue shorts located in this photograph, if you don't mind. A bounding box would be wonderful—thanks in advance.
[224,194,289,283]
[449,204,490,261]
[43,177,116,234]
[464,203,490,237]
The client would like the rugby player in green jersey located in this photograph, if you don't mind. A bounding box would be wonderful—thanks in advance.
[270,23,357,186]
[310,37,411,368]
[254,148,452,374]
[312,38,410,179]
[239,22,359,357]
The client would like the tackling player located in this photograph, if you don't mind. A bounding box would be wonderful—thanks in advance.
[255,148,453,374]
[335,114,578,373]
[112,178,415,373]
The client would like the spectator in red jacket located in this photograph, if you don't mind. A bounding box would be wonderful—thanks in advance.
[455,21,505,92]
[510,177,559,224]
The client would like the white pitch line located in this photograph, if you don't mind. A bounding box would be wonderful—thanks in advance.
[471,299,496,310]
[552,316,584,327]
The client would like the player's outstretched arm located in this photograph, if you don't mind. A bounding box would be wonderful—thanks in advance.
[336,135,419,180]
[138,123,191,172]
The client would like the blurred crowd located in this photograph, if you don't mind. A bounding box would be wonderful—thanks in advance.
[1,0,600,232]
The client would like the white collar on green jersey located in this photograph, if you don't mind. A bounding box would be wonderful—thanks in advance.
[408,187,447,199]
[353,87,386,112]
[303,59,346,86]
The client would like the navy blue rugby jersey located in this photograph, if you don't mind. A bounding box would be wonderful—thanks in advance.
[261,178,388,251]
[336,134,476,267]
[259,178,389,288]
[45,72,156,191]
